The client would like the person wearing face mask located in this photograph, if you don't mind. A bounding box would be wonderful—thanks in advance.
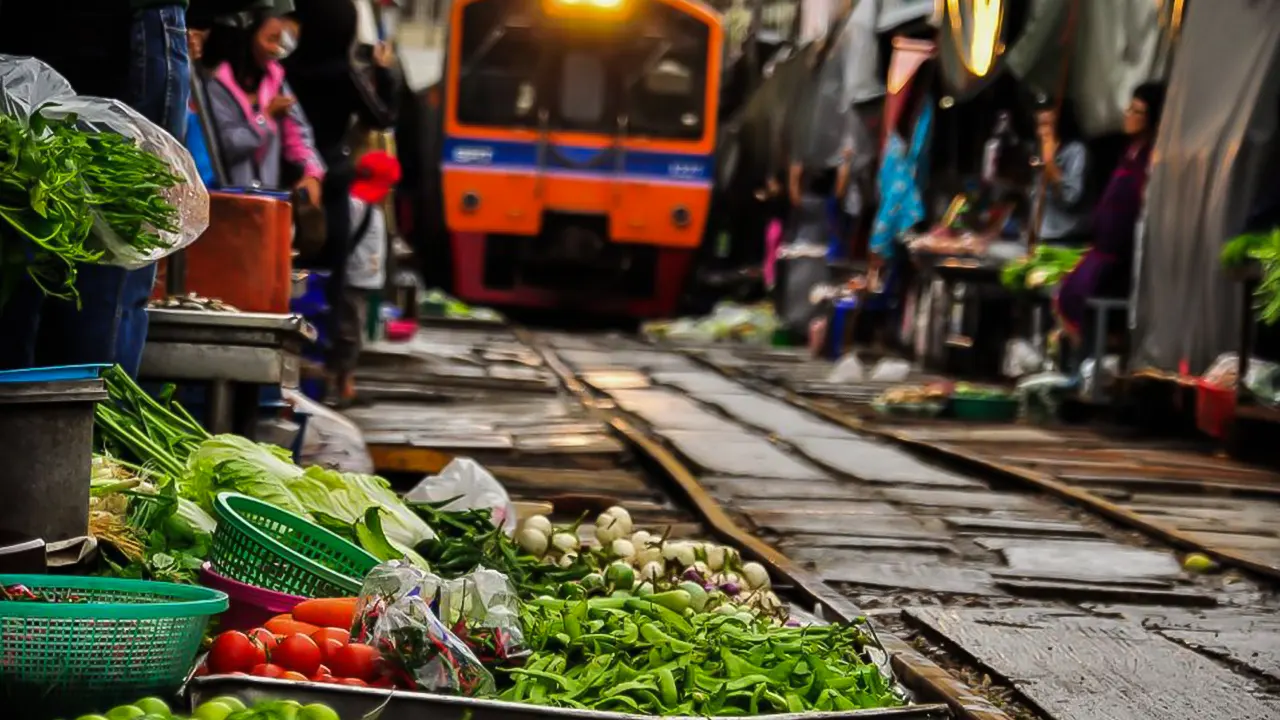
[200,10,325,197]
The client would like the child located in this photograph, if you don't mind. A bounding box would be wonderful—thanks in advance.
[330,150,402,406]
[201,11,325,197]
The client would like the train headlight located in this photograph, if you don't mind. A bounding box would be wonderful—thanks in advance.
[461,192,481,213]
[672,206,691,228]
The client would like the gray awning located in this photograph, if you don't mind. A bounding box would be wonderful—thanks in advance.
[876,0,935,32]
[1131,0,1280,373]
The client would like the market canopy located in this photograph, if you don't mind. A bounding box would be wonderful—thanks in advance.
[1131,0,1280,374]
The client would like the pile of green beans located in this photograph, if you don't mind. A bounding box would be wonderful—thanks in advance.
[502,596,903,716]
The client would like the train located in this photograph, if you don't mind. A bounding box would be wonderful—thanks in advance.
[400,0,727,318]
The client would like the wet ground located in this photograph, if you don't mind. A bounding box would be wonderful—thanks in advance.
[347,322,1280,720]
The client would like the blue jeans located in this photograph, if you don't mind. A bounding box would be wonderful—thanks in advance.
[117,5,190,376]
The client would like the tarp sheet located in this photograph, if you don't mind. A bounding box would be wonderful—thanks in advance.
[1131,0,1280,373]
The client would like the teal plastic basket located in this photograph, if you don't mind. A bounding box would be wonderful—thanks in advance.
[0,574,227,717]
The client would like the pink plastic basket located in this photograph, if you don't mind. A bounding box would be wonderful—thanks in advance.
[385,319,416,342]
[199,562,306,631]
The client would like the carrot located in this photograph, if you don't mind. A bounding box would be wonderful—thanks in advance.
[292,597,359,630]
[265,617,321,636]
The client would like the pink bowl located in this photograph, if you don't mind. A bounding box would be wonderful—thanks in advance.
[200,562,307,631]
[385,320,416,342]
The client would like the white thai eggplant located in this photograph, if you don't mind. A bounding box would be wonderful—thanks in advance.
[604,506,633,534]
[522,515,553,537]
[551,532,580,553]
[741,561,771,590]
[610,538,636,560]
[516,527,549,556]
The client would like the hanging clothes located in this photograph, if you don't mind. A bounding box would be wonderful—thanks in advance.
[870,100,934,259]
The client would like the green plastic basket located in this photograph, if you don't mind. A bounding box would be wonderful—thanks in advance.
[950,395,1020,422]
[210,492,378,598]
[0,574,227,716]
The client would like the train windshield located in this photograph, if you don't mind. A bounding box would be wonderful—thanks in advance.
[455,0,711,142]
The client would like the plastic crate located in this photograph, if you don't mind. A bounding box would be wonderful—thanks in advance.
[0,574,227,716]
[1195,380,1236,439]
[210,493,377,598]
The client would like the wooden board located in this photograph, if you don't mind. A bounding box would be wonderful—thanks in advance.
[907,607,1280,720]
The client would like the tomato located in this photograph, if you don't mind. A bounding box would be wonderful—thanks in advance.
[315,664,331,677]
[337,677,368,687]
[265,617,321,637]
[370,677,396,690]
[316,638,345,666]
[274,633,323,677]
[282,670,310,682]
[250,663,287,679]
[193,663,209,678]
[208,631,266,674]
[311,627,350,647]
[249,628,281,653]
[328,643,380,682]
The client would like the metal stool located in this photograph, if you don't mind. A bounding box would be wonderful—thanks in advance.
[1084,297,1130,401]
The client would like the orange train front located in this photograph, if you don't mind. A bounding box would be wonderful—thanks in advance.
[439,0,723,317]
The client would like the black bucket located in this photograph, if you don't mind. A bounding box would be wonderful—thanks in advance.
[0,531,46,574]
[0,379,107,542]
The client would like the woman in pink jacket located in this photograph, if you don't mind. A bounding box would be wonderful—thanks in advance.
[201,10,325,200]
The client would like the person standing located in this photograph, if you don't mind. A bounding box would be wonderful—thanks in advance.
[0,0,191,376]
[283,0,401,402]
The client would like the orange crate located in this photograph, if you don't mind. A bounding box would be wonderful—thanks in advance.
[155,191,293,312]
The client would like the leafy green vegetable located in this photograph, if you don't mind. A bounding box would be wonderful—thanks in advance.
[183,434,312,517]
[0,111,182,303]
[1222,228,1280,325]
[1000,245,1085,292]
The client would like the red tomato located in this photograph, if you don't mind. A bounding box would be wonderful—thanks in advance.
[328,643,380,682]
[208,631,267,674]
[337,677,368,687]
[249,628,280,653]
[315,664,331,676]
[317,638,345,665]
[370,677,396,690]
[273,633,323,677]
[250,663,286,679]
[282,670,310,682]
[311,627,350,647]
[193,664,209,678]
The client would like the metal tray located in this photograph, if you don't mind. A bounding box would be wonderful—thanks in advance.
[146,309,317,347]
[189,676,950,720]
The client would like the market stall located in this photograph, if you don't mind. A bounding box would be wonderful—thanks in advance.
[0,362,946,720]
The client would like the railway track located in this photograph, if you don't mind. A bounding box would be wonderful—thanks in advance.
[349,322,1280,720]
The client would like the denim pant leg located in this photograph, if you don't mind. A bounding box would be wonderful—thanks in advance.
[36,264,128,368]
[116,5,191,376]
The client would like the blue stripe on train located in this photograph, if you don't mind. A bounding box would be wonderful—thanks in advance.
[442,136,713,183]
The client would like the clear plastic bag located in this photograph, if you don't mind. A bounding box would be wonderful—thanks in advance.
[351,561,522,695]
[404,458,517,534]
[869,358,912,382]
[0,55,209,269]
[282,388,375,474]
[1002,338,1045,379]
[828,352,865,382]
